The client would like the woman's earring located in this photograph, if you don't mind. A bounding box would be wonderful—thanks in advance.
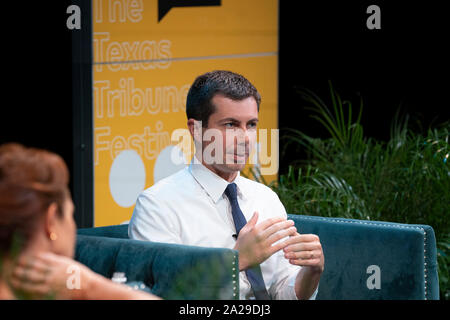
[49,232,58,241]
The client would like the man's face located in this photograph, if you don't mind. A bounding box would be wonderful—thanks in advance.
[199,94,258,174]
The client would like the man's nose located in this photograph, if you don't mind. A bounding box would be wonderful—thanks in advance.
[234,127,251,144]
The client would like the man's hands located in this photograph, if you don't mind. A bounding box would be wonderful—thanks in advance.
[283,232,324,273]
[233,212,297,270]
[234,212,324,274]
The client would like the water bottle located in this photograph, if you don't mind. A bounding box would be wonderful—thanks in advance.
[111,272,127,284]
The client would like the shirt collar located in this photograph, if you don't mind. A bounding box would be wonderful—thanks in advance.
[189,156,247,203]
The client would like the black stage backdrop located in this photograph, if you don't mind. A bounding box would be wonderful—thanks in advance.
[1,1,72,158]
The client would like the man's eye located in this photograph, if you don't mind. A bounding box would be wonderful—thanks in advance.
[225,123,234,128]
[248,122,257,128]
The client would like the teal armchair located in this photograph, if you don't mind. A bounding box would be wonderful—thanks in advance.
[75,235,239,299]
[76,214,439,300]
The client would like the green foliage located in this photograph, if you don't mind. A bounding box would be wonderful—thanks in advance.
[437,234,450,300]
[262,81,449,299]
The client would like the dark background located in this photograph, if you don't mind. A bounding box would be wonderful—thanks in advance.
[1,1,448,223]
[278,1,449,173]
[1,1,73,170]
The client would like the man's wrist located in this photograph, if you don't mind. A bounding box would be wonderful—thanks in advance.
[304,265,324,275]
[294,266,322,300]
[237,251,249,271]
[233,245,250,271]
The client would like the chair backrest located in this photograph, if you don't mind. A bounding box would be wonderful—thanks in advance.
[77,224,129,238]
[287,214,439,300]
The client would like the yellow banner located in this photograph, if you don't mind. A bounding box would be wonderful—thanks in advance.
[93,0,277,61]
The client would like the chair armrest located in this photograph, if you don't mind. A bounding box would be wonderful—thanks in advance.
[75,235,240,299]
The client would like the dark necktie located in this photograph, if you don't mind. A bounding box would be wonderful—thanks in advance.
[224,183,271,300]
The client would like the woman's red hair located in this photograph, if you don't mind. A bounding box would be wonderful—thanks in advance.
[0,143,70,254]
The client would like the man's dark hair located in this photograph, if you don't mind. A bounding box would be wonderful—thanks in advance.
[186,70,261,127]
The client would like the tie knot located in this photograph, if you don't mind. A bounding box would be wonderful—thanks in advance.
[224,183,238,201]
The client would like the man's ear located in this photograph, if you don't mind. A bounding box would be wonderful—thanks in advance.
[187,118,195,138]
[187,119,203,143]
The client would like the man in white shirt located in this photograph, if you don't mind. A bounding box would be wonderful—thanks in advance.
[129,70,324,300]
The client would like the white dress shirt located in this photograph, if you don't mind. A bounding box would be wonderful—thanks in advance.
[129,157,318,300]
